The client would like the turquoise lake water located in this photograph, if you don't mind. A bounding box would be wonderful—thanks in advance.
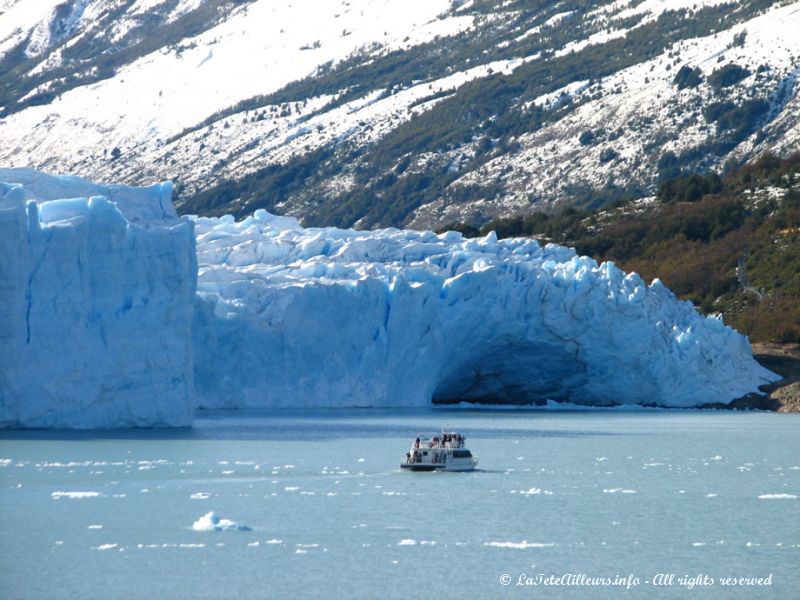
[1,409,798,599]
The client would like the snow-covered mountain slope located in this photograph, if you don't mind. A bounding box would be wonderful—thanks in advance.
[0,0,465,173]
[192,210,779,410]
[0,168,196,428]
[1,0,798,230]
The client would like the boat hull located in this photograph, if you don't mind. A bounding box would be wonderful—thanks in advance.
[400,463,437,471]
[400,462,476,472]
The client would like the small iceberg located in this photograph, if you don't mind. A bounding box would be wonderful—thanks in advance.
[51,491,103,499]
[484,540,556,549]
[192,511,251,531]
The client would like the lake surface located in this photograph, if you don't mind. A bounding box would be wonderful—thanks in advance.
[1,409,798,599]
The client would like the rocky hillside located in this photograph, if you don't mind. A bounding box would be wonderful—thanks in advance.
[471,151,800,344]
[1,0,799,229]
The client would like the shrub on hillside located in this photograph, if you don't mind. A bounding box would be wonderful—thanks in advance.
[708,64,750,89]
[673,65,703,89]
[657,172,723,203]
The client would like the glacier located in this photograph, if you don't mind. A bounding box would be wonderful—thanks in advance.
[0,169,196,428]
[192,211,778,410]
[0,170,779,428]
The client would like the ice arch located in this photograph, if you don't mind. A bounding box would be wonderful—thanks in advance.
[192,210,777,409]
[431,337,584,405]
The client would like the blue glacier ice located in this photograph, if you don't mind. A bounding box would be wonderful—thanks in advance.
[0,170,779,428]
[191,211,778,410]
[0,169,196,428]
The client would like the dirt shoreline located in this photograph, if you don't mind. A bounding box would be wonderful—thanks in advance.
[726,342,800,412]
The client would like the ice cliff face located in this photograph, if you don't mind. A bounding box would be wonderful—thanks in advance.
[0,169,196,428]
[0,170,779,428]
[192,210,778,410]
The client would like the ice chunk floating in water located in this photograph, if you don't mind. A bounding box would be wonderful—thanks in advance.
[51,491,103,500]
[192,512,251,532]
[0,169,779,428]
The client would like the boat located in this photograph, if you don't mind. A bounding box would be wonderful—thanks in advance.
[400,431,478,472]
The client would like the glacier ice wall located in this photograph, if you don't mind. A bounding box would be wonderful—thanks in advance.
[192,210,779,409]
[0,169,780,427]
[0,169,196,428]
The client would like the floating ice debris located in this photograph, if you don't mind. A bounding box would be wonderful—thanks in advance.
[758,493,797,500]
[190,492,211,500]
[692,542,707,547]
[93,543,118,551]
[51,491,102,499]
[710,455,722,461]
[398,539,417,546]
[87,525,104,530]
[518,487,554,496]
[705,493,719,498]
[484,541,556,549]
[284,486,299,492]
[602,488,637,494]
[137,543,206,549]
[265,539,283,545]
[191,511,251,532]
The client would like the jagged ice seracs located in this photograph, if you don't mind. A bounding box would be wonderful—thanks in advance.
[0,170,779,428]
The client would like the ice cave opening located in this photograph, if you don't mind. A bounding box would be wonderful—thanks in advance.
[431,337,587,405]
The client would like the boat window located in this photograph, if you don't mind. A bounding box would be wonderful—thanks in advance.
[453,450,472,458]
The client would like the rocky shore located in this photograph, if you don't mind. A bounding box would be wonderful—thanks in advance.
[728,343,800,412]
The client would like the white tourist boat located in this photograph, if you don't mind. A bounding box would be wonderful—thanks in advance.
[401,431,478,471]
